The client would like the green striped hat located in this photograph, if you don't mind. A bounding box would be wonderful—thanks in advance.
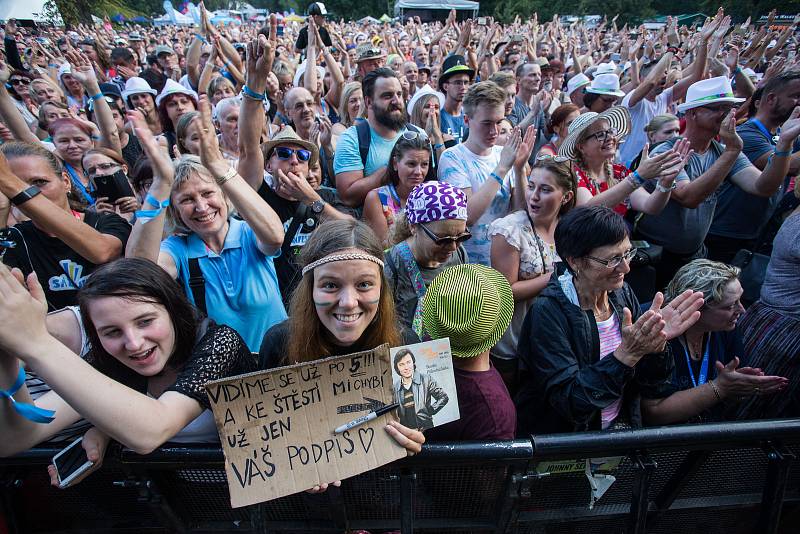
[421,264,514,358]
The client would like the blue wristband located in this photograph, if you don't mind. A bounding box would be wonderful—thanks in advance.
[631,170,646,186]
[773,149,791,158]
[194,33,207,44]
[490,171,504,186]
[134,193,170,223]
[90,92,103,101]
[0,364,56,424]
[241,85,266,101]
[433,143,445,150]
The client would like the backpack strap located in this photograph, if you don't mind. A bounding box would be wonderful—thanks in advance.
[187,257,207,315]
[356,118,371,168]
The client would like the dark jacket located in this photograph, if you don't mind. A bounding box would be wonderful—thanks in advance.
[393,371,449,430]
[515,274,673,436]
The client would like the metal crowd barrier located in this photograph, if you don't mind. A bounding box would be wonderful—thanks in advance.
[2,418,800,533]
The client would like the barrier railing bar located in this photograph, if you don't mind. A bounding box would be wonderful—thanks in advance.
[626,450,656,534]
[493,465,522,534]
[400,468,415,534]
[531,419,800,459]
[758,441,795,534]
[648,449,711,526]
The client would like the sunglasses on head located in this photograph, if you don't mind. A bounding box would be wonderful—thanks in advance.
[274,146,312,162]
[419,223,471,246]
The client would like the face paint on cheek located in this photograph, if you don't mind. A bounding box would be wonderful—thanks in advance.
[364,298,380,305]
[314,299,336,308]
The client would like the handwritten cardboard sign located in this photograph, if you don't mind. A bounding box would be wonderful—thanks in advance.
[205,344,406,508]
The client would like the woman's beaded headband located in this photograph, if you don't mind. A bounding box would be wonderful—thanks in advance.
[301,252,385,276]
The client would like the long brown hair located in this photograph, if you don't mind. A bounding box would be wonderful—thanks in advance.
[286,219,401,365]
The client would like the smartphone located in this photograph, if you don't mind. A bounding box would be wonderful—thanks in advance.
[277,24,284,37]
[611,52,621,62]
[94,170,135,204]
[477,17,487,26]
[53,437,94,489]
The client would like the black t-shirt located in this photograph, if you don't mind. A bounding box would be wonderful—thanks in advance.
[122,134,144,170]
[295,25,332,50]
[257,181,321,307]
[88,321,256,410]
[259,320,420,370]
[2,211,131,311]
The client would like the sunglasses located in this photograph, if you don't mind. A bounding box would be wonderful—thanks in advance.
[419,224,471,247]
[9,78,29,85]
[359,48,383,59]
[274,146,312,162]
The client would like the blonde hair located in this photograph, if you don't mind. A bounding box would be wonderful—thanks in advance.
[337,81,363,128]
[410,93,440,129]
[165,156,231,235]
[462,81,506,117]
[645,114,679,140]
[665,259,741,307]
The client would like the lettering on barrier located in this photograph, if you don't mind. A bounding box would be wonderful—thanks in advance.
[206,344,405,507]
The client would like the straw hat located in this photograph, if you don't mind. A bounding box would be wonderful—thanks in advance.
[261,126,319,166]
[557,106,631,161]
[422,265,514,358]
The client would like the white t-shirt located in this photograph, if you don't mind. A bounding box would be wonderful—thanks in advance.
[438,143,512,266]
[619,87,673,167]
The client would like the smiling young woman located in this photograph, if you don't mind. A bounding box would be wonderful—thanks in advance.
[0,258,257,458]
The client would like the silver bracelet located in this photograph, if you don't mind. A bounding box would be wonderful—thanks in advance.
[655,181,677,193]
[215,167,238,186]
[709,379,722,402]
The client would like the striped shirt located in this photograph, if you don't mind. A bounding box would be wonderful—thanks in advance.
[597,313,623,429]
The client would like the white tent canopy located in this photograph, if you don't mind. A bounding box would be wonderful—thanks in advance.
[394,0,479,20]
[0,0,56,23]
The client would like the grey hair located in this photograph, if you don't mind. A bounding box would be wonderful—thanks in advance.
[213,96,241,122]
[165,155,231,235]
[664,259,741,307]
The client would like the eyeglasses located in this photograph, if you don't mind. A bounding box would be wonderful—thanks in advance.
[419,224,471,246]
[585,128,619,143]
[86,162,120,177]
[585,248,637,269]
[9,78,29,85]
[274,146,312,162]
[445,79,471,87]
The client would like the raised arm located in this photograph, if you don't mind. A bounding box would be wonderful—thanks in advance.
[237,35,273,190]
[0,60,39,143]
[671,112,741,209]
[0,156,122,265]
[185,32,204,90]
[197,95,283,255]
[0,266,204,456]
[67,52,121,156]
[123,109,178,278]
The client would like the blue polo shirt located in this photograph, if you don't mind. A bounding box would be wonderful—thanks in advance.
[161,218,287,352]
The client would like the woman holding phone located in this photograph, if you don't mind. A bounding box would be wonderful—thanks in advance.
[81,148,140,221]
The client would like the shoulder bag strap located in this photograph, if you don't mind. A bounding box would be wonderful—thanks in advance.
[187,257,207,315]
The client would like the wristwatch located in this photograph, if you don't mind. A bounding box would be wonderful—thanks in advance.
[309,198,327,214]
[9,185,41,206]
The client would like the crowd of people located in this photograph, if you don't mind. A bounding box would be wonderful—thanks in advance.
[0,4,799,496]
